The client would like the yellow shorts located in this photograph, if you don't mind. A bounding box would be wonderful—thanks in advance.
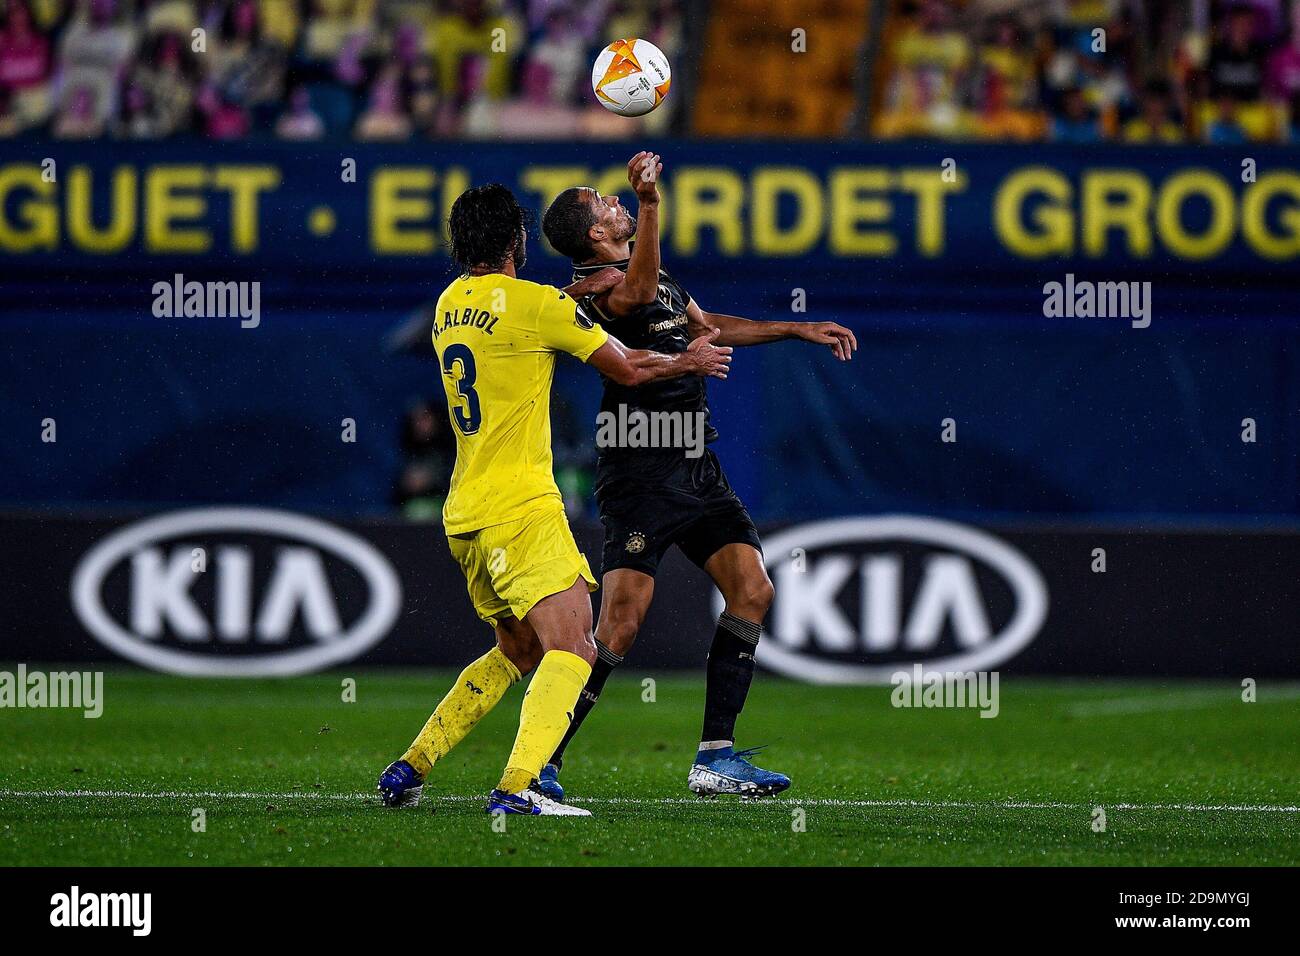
[447,504,598,625]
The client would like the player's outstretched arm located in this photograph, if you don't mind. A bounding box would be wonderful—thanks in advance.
[685,299,858,361]
[603,150,663,316]
[587,328,731,386]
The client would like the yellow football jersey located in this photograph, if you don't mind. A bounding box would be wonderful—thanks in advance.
[433,273,608,534]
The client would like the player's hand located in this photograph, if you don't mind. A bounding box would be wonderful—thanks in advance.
[685,327,732,379]
[565,267,625,298]
[796,321,858,361]
[627,150,662,205]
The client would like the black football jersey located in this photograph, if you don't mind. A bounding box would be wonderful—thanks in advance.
[571,255,718,448]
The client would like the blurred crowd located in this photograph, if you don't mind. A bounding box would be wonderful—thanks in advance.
[0,0,682,140]
[876,0,1300,143]
[10,0,1296,146]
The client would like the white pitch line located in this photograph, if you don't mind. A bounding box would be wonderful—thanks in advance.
[0,789,1296,814]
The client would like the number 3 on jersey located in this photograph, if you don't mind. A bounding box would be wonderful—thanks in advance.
[442,343,482,435]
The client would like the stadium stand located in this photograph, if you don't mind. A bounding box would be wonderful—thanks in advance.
[2,1,1294,143]
[0,0,684,140]
[689,0,871,137]
[871,0,1296,143]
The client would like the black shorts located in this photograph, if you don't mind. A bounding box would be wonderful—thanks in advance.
[595,448,762,577]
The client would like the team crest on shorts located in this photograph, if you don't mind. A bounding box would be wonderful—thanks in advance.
[625,532,647,554]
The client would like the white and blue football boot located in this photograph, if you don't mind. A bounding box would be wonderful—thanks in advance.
[486,783,590,816]
[535,763,565,802]
[376,759,424,808]
[687,746,791,798]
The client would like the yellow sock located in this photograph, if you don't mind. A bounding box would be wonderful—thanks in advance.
[401,646,521,777]
[497,650,592,794]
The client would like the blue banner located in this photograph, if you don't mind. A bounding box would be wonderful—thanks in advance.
[2,142,1297,519]
[3,141,1300,309]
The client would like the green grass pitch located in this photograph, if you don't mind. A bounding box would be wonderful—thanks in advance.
[1,669,1296,866]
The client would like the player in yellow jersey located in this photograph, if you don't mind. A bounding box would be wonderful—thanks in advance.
[377,177,731,815]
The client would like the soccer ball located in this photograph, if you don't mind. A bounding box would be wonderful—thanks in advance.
[591,38,671,117]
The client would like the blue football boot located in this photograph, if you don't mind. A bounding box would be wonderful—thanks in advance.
[377,759,424,808]
[687,745,791,798]
[535,763,565,802]
[486,782,590,816]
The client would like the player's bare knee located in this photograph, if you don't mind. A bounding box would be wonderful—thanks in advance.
[510,642,544,674]
[560,629,598,666]
[600,623,637,658]
[496,620,542,675]
[598,604,644,656]
[727,576,774,623]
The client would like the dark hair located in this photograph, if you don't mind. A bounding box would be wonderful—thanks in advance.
[448,183,531,271]
[542,187,599,262]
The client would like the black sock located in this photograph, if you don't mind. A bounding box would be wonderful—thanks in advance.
[549,641,622,770]
[700,611,761,746]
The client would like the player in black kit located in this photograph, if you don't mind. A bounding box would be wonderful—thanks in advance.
[539,151,857,800]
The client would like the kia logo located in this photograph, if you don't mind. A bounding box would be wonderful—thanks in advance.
[728,516,1048,684]
[71,508,403,677]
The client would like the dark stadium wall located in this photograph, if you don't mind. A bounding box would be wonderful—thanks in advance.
[2,510,1296,679]
[6,302,1295,521]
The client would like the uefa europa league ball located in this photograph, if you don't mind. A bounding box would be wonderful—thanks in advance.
[591,38,672,117]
